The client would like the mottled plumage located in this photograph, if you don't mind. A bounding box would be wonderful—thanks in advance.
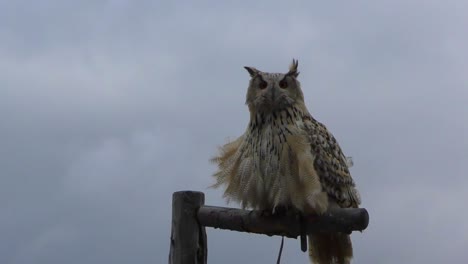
[212,60,361,264]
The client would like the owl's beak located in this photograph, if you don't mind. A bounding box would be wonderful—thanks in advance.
[257,86,283,111]
[263,86,283,110]
[270,86,276,102]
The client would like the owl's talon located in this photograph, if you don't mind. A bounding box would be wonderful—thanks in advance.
[260,209,272,217]
[272,205,289,216]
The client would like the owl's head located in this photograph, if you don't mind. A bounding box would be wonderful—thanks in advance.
[244,59,304,114]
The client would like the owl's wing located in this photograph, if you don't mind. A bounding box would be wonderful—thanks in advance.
[303,116,361,208]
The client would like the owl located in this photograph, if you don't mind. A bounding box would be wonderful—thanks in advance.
[212,60,361,264]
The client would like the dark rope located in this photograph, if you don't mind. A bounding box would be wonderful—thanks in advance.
[276,236,285,264]
[300,213,307,252]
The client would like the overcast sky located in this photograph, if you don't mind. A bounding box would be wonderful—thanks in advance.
[1,1,467,263]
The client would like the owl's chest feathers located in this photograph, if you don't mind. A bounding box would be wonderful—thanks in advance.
[214,107,326,211]
[246,109,304,161]
[237,108,314,207]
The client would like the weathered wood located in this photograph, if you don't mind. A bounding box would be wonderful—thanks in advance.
[169,191,207,264]
[197,205,369,239]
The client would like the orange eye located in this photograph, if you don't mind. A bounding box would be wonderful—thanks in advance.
[259,81,268,89]
[279,79,288,89]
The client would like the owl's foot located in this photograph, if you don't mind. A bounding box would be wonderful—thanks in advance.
[259,209,273,217]
[260,205,294,217]
[272,205,290,216]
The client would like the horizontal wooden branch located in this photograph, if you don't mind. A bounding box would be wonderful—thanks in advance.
[197,205,369,239]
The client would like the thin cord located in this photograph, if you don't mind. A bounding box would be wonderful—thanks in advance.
[276,236,285,264]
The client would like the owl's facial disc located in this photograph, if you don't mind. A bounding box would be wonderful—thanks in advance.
[244,61,303,114]
[254,74,294,112]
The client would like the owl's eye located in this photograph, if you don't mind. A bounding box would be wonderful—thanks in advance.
[259,80,268,89]
[279,79,288,89]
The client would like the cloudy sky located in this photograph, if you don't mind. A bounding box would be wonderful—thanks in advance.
[1,1,467,263]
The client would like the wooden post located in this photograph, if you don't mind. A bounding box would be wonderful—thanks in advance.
[169,191,207,264]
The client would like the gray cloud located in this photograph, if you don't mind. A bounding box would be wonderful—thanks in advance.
[1,1,467,263]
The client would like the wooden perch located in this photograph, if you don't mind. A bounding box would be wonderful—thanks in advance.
[198,205,369,239]
[169,191,369,264]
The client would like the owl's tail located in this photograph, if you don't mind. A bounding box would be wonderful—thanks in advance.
[308,233,353,264]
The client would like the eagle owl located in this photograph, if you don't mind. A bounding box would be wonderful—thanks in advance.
[212,60,361,264]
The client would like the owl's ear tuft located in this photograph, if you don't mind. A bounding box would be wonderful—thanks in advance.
[244,66,260,77]
[286,59,300,78]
